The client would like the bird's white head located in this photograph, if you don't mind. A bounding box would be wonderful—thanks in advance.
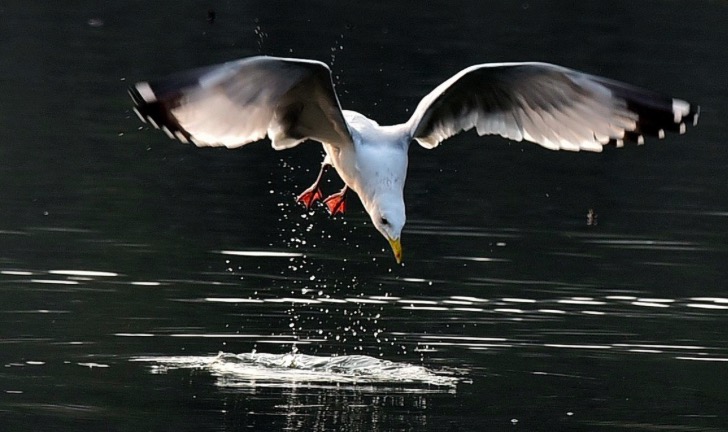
[355,143,408,264]
[368,193,406,264]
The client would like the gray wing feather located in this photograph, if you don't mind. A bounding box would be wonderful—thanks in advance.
[407,62,699,152]
[130,56,353,149]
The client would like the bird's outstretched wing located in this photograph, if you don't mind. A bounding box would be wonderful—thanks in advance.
[406,62,699,152]
[129,56,353,149]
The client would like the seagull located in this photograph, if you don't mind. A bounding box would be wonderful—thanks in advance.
[129,55,700,263]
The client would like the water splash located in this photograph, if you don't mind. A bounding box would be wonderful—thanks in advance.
[134,351,461,388]
[330,33,345,69]
[253,20,268,52]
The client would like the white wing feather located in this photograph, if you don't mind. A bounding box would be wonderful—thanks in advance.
[407,62,697,152]
[130,56,353,150]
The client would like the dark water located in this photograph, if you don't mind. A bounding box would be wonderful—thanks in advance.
[1,1,727,431]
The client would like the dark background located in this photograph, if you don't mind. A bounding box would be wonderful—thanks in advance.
[0,1,726,431]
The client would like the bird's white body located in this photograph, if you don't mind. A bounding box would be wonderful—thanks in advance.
[326,111,409,241]
[130,55,699,262]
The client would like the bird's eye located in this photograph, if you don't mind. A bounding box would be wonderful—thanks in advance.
[381,217,389,225]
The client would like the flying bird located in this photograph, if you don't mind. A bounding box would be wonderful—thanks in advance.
[129,56,699,263]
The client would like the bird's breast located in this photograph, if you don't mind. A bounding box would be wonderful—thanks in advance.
[324,143,360,191]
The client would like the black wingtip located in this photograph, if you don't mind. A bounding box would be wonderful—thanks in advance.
[626,97,695,138]
[128,81,193,143]
[593,76,699,147]
[612,97,698,146]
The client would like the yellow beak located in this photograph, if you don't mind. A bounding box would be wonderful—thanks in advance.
[388,238,403,264]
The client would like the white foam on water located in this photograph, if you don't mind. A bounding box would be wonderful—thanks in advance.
[134,352,461,388]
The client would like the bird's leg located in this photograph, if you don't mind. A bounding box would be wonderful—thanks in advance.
[296,163,329,209]
[323,186,349,216]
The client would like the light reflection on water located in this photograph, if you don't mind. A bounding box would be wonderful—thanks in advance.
[3,258,726,368]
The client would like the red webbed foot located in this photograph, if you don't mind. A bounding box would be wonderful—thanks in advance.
[296,162,329,209]
[323,187,348,215]
[296,187,323,209]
